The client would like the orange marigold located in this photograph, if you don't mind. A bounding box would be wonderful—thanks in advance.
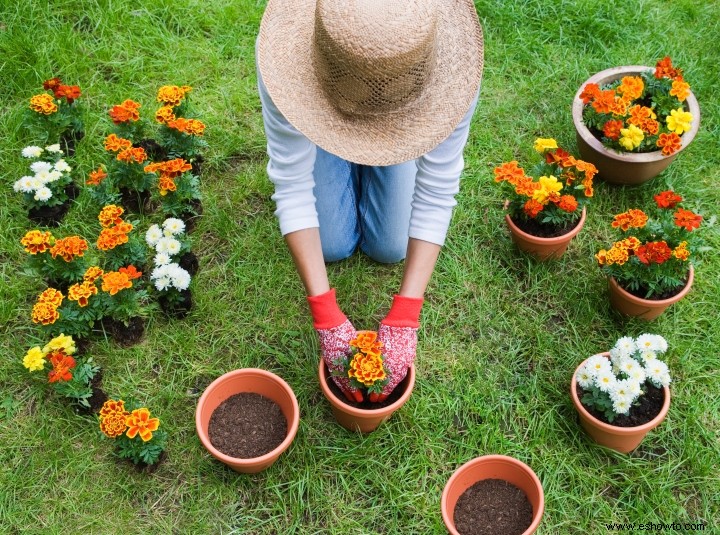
[49,236,88,262]
[54,84,81,104]
[603,120,623,141]
[591,89,617,114]
[156,85,191,106]
[97,227,130,251]
[31,301,60,325]
[83,266,104,283]
[557,195,578,213]
[523,198,544,218]
[493,161,526,185]
[21,230,54,254]
[101,271,133,295]
[99,399,130,438]
[38,288,64,307]
[617,76,644,100]
[612,209,648,231]
[655,56,680,80]
[29,93,58,115]
[86,167,108,186]
[108,99,141,123]
[674,208,702,231]
[119,265,142,280]
[48,353,76,383]
[604,246,630,266]
[348,352,386,387]
[158,175,177,196]
[98,205,125,228]
[68,281,98,307]
[167,117,206,135]
[116,147,147,164]
[125,408,160,442]
[579,83,601,104]
[104,134,133,153]
[155,105,176,124]
[656,132,682,156]
[670,78,690,102]
[43,77,62,91]
[654,190,683,209]
[350,331,384,353]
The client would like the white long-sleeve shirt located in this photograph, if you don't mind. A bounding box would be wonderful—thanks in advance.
[258,68,478,246]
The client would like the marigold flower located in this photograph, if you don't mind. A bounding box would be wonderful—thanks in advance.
[68,281,98,307]
[591,89,617,114]
[97,227,130,251]
[595,249,607,265]
[99,399,130,438]
[98,205,125,228]
[523,198,544,218]
[29,93,58,115]
[673,208,702,231]
[557,195,578,212]
[84,266,104,283]
[108,99,141,123]
[636,241,672,265]
[43,77,62,91]
[612,209,648,231]
[21,230,54,254]
[55,84,81,104]
[43,333,76,355]
[618,124,644,151]
[579,83,601,104]
[532,175,562,205]
[654,190,683,209]
[602,120,623,140]
[155,105,176,123]
[38,288,64,307]
[31,301,60,325]
[666,108,693,135]
[514,176,539,197]
[104,134,133,153]
[23,346,46,372]
[101,271,133,295]
[116,147,147,164]
[125,408,160,442]
[119,265,142,280]
[158,175,177,196]
[656,132,682,156]
[350,331,384,353]
[655,56,680,79]
[49,236,89,262]
[617,76,644,100]
[670,78,690,102]
[348,352,386,387]
[156,85,191,106]
[86,167,108,186]
[640,118,659,135]
[605,246,630,266]
[533,138,558,153]
[493,161,525,185]
[48,353,76,383]
[618,236,641,252]
[673,241,690,261]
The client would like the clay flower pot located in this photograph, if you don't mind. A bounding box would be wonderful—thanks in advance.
[572,65,700,185]
[318,360,415,433]
[571,354,671,453]
[195,368,299,473]
[608,265,694,321]
[505,207,586,260]
[441,454,545,535]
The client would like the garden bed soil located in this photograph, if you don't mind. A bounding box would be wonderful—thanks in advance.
[453,478,534,535]
[208,392,287,459]
[159,289,193,318]
[101,316,145,346]
[119,187,152,214]
[191,154,205,177]
[60,130,84,157]
[27,184,80,227]
[179,252,199,276]
[74,372,108,415]
[578,384,665,427]
[180,199,203,233]
[326,374,405,410]
[136,138,167,161]
[509,214,581,238]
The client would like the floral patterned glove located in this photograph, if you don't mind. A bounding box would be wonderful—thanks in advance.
[372,295,424,402]
[307,289,363,403]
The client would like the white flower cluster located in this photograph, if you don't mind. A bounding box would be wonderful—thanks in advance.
[577,334,671,416]
[13,145,70,202]
[147,218,191,292]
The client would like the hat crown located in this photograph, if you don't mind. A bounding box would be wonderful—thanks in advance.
[313,0,439,116]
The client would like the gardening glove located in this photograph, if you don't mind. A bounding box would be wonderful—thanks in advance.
[307,288,364,403]
[373,294,424,403]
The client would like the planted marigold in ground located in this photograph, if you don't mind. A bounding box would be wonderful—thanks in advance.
[99,399,167,466]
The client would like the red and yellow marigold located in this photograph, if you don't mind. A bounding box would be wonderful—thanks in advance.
[348,351,386,387]
[155,105,176,123]
[29,93,58,115]
[38,288,64,307]
[49,236,89,262]
[156,85,192,107]
[116,147,147,164]
[98,205,125,228]
[83,266,104,283]
[21,230,54,254]
[31,301,60,325]
[104,134,133,153]
[612,209,648,232]
[68,281,98,307]
[99,399,130,438]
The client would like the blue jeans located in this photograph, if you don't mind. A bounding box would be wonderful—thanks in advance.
[314,147,416,263]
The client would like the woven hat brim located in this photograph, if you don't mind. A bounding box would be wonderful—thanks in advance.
[258,0,484,166]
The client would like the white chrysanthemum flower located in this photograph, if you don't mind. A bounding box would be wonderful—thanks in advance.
[618,356,641,377]
[171,268,191,290]
[162,218,186,235]
[45,170,63,183]
[586,355,612,377]
[35,170,51,184]
[636,334,666,353]
[645,361,671,388]
[29,176,44,189]
[45,144,62,154]
[627,380,643,398]
[154,276,171,291]
[30,161,52,174]
[576,365,594,389]
[154,252,171,266]
[165,238,182,255]
[639,350,657,364]
[53,159,71,172]
[146,224,163,246]
[14,177,35,193]
[614,336,636,357]
[34,187,52,202]
[22,146,43,158]
[629,366,646,384]
[659,373,671,388]
[612,398,631,415]
[596,370,617,393]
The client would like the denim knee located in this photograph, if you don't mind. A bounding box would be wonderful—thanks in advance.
[322,237,359,262]
[360,238,407,264]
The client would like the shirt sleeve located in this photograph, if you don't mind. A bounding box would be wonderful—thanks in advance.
[257,60,319,236]
[409,90,479,245]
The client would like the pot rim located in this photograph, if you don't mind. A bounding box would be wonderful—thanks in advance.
[505,206,586,244]
[195,368,300,466]
[318,359,415,417]
[572,65,701,163]
[609,264,694,306]
[571,353,671,434]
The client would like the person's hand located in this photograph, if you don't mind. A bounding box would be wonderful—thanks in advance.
[308,289,364,403]
[371,295,424,403]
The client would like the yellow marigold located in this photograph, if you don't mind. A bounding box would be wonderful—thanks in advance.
[104,134,133,152]
[595,249,607,266]
[98,205,125,228]
[68,281,98,307]
[23,346,46,372]
[619,124,644,151]
[673,241,690,261]
[38,288,64,307]
[155,105,176,123]
[31,301,60,325]
[350,331,384,353]
[21,230,54,254]
[49,236,89,262]
[83,266,104,283]
[101,271,132,295]
[533,138,558,153]
[348,351,386,387]
[666,108,693,135]
[99,399,130,439]
[42,333,76,355]
[619,236,641,252]
[605,246,630,266]
[125,408,160,442]
[29,93,58,115]
[156,85,190,106]
[531,175,563,205]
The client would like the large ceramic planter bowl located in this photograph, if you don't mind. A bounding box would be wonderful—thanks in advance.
[608,265,694,320]
[505,207,586,260]
[571,354,670,453]
[572,65,700,185]
[319,360,415,433]
[195,368,300,473]
[441,455,544,535]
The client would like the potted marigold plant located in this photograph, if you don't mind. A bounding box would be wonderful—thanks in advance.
[318,330,415,433]
[143,157,202,222]
[21,230,90,286]
[98,398,167,469]
[154,85,207,171]
[95,205,146,271]
[596,190,703,320]
[14,145,77,226]
[494,137,597,260]
[573,57,700,184]
[571,334,672,453]
[26,76,84,153]
[22,334,107,413]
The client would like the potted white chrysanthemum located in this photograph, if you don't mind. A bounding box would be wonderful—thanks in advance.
[570,334,672,453]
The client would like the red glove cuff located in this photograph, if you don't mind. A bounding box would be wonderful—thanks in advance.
[381,294,424,328]
[307,288,347,330]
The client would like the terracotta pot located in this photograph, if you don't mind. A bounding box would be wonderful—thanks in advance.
[571,354,670,453]
[441,454,544,535]
[505,207,586,260]
[318,360,415,433]
[572,65,700,185]
[195,368,299,473]
[608,265,694,320]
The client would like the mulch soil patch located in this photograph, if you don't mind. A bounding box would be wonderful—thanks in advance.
[208,392,287,459]
[578,383,665,427]
[74,372,108,415]
[326,373,405,410]
[101,316,145,346]
[509,214,581,238]
[179,251,199,276]
[453,478,534,535]
[119,188,153,214]
[159,289,193,318]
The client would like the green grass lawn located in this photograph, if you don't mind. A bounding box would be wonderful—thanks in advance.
[1,0,719,533]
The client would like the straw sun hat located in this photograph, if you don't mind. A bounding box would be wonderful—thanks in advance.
[257,0,484,166]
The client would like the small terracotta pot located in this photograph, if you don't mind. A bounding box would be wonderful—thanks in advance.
[608,265,694,320]
[195,368,299,473]
[441,454,544,535]
[318,360,415,433]
[572,65,700,185]
[505,207,586,260]
[571,354,670,453]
